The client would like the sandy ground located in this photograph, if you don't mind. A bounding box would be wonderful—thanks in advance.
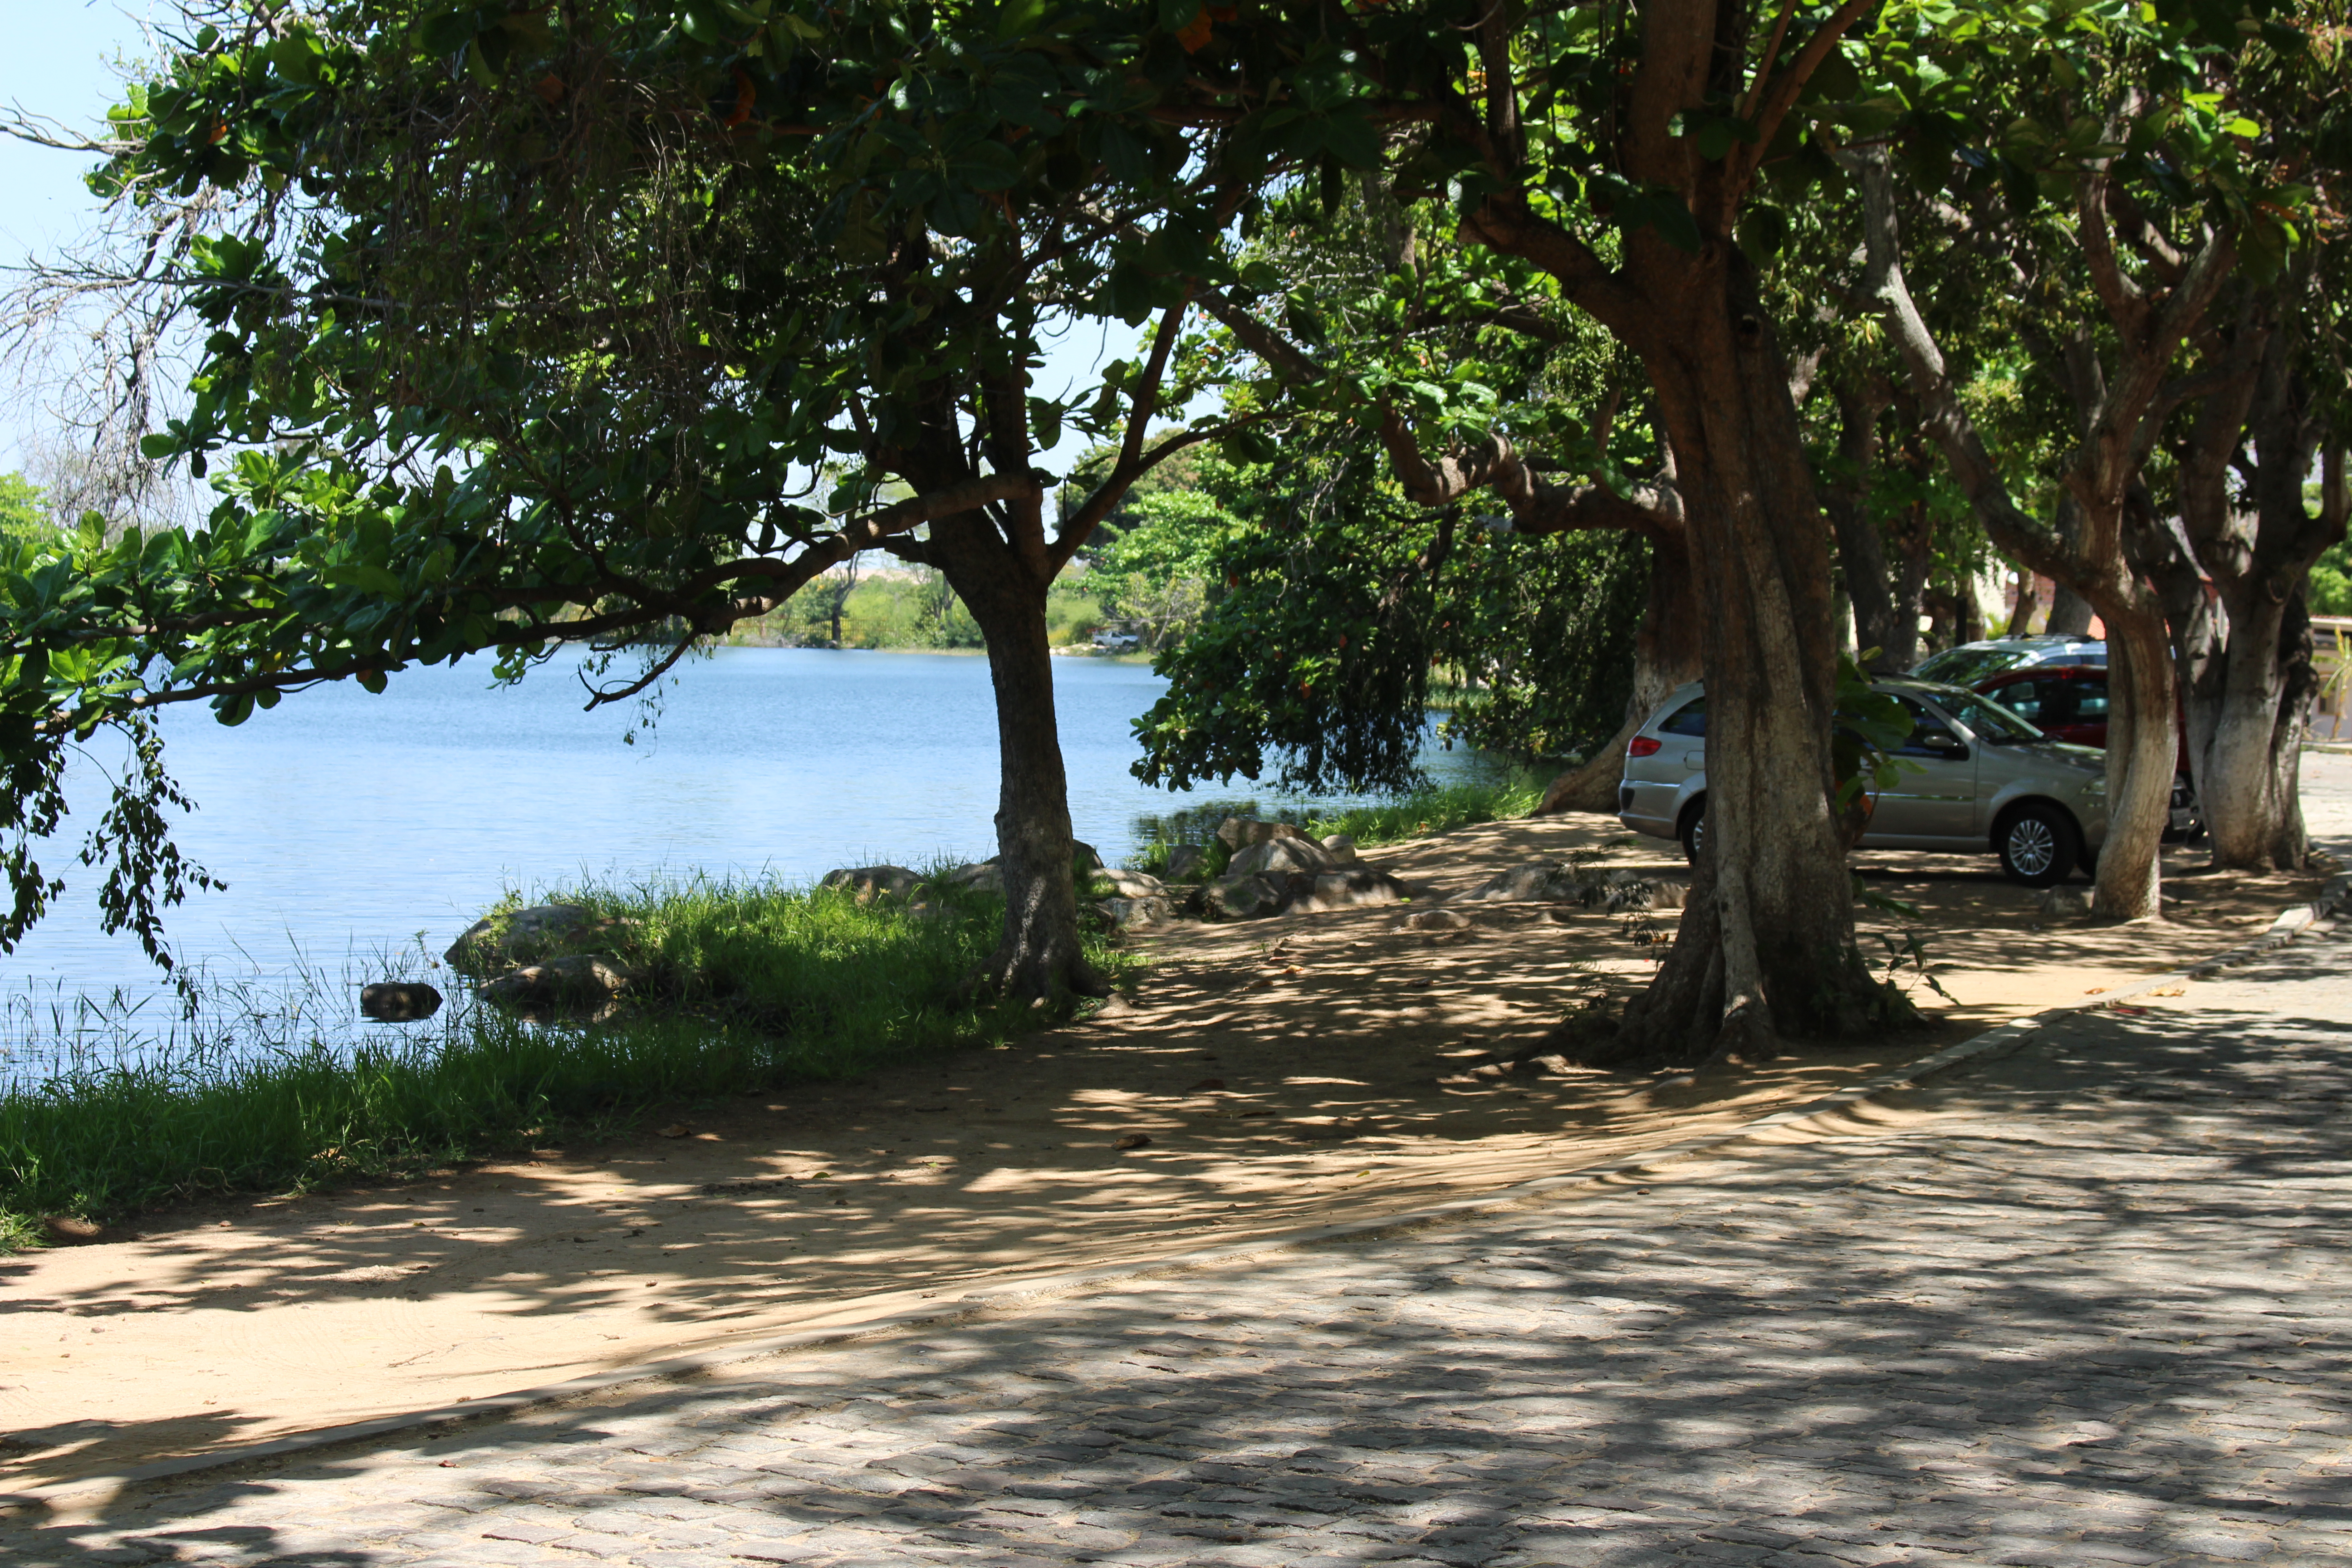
[2,758,2343,1492]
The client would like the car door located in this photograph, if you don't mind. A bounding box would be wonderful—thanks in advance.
[1864,696,1980,844]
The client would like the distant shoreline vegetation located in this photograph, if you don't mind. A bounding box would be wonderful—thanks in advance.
[721,563,1110,652]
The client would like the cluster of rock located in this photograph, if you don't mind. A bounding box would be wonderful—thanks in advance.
[1450,861,1684,912]
[1396,861,1687,933]
[441,903,644,1014]
[810,819,1411,937]
[1159,818,1410,923]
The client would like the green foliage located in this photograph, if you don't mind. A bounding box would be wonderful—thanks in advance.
[1303,770,1546,848]
[2311,538,2352,617]
[1085,488,1236,650]
[1132,436,1649,794]
[0,869,1135,1238]
[0,475,55,547]
[1134,449,1447,794]
[1433,530,1647,763]
[1045,580,1104,646]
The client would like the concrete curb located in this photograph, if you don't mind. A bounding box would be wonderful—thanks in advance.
[13,870,2349,1512]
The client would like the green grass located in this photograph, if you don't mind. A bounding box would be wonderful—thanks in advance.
[1304,770,1546,848]
[0,871,1133,1248]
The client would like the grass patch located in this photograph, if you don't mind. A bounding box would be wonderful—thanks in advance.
[1304,770,1546,848]
[0,871,1133,1248]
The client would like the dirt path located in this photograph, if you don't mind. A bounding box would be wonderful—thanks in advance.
[0,792,2331,1492]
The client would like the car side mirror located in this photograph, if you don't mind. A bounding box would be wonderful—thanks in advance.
[1921,731,1967,756]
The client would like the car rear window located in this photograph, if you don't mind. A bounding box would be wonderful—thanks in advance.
[1912,647,2031,684]
[1658,696,1707,736]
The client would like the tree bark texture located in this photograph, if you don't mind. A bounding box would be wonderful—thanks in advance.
[1855,149,2237,921]
[1447,0,1898,1063]
[928,511,1112,1002]
[2164,306,2347,870]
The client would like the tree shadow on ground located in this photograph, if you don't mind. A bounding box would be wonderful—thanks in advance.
[7,944,2349,1565]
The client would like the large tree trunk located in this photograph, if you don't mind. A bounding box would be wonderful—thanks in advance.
[2195,594,2313,868]
[1579,255,1896,1065]
[929,514,1111,1002]
[1538,534,1703,814]
[2096,597,2176,918]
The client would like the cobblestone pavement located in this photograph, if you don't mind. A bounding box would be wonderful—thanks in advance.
[9,918,2351,1566]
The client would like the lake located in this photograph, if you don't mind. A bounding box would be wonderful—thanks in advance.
[2,646,1485,1064]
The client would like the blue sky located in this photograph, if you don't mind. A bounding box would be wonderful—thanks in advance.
[0,2,163,469]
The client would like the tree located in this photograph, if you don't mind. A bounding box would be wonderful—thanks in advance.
[2143,25,2351,871]
[1855,0,2323,920]
[1176,0,1920,1063]
[0,0,1278,998]
[1085,488,1233,652]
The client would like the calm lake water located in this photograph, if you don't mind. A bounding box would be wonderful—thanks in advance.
[4,647,1482,1060]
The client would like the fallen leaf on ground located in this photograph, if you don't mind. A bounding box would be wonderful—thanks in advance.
[1116,1133,1154,1151]
[2108,1004,2148,1016]
[2150,985,2186,997]
[2083,987,2107,995]
[656,1123,691,1138]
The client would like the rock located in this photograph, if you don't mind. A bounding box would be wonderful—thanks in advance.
[1227,835,1339,879]
[1456,862,1581,904]
[946,860,1004,894]
[477,954,640,1008]
[1165,843,1212,882]
[1072,840,1105,872]
[443,903,598,974]
[1284,868,1409,914]
[2039,885,2096,921]
[1091,867,1168,900]
[42,1215,102,1245]
[820,865,923,903]
[359,981,444,1022]
[1646,881,1688,911]
[1403,908,1475,932]
[1115,1133,1154,1151]
[1319,833,1361,865]
[1214,817,1308,853]
[1203,873,1285,920]
[1098,895,1177,931]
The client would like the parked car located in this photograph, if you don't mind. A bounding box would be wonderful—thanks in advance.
[1091,628,1141,652]
[1617,679,2111,885]
[1911,638,2198,838]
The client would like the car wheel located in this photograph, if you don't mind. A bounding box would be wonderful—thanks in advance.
[1678,800,1706,866]
[1996,803,2079,887]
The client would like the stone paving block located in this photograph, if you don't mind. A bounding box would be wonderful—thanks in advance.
[13,926,2352,1568]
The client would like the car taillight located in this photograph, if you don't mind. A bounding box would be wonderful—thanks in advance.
[1627,736,1662,758]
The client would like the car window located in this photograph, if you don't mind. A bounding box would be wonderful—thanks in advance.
[1658,696,1707,736]
[2073,676,2110,719]
[1932,689,2043,743]
[1893,697,1965,758]
[1996,680,2045,721]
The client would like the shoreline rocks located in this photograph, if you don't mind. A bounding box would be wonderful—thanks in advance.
[359,981,443,1022]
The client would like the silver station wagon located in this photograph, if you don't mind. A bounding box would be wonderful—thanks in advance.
[1617,679,2111,886]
